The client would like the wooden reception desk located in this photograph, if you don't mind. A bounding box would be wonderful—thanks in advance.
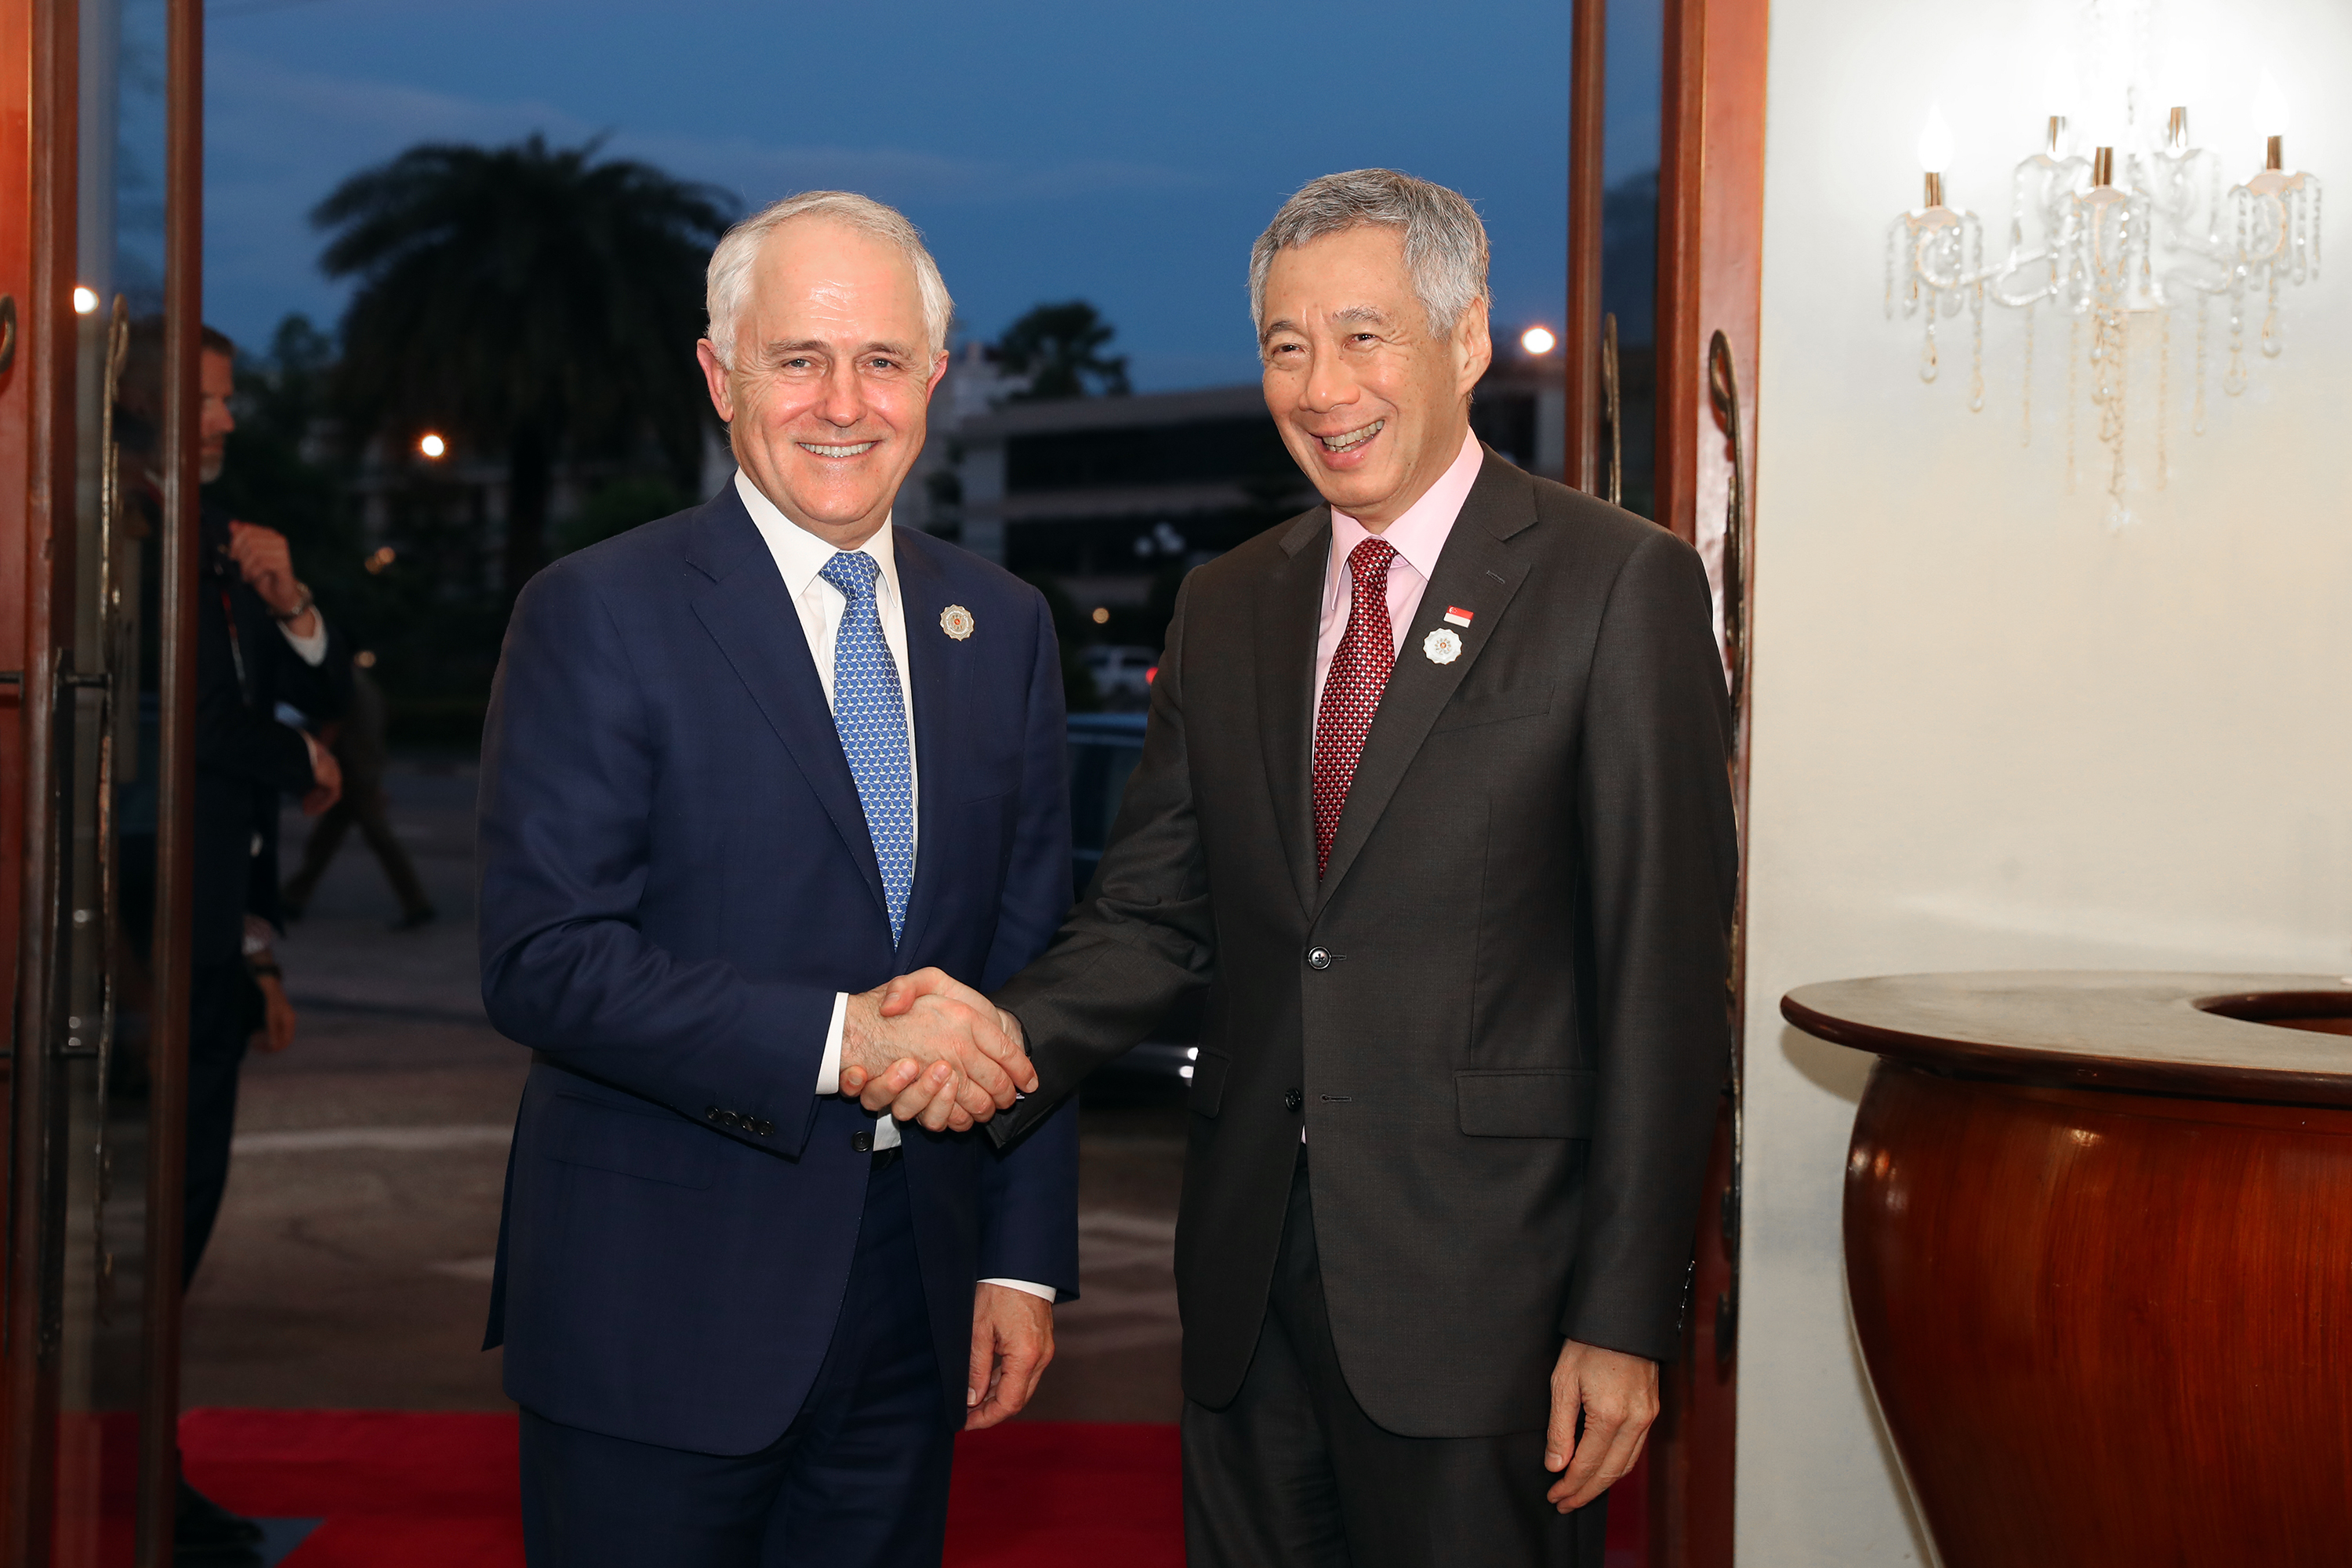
[1783,972,2352,1568]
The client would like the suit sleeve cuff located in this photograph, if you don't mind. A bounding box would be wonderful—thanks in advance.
[980,1278,1057,1304]
[815,991,848,1094]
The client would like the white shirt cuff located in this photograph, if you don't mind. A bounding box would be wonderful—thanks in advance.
[817,992,848,1093]
[279,613,328,665]
[980,1278,1057,1304]
[819,992,902,1151]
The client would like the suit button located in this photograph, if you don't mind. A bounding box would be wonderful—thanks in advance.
[1306,947,1331,970]
[852,1130,874,1153]
[756,1120,774,1138]
[1284,1088,1303,1112]
[706,1107,723,1124]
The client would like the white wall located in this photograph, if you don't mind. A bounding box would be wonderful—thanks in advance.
[1741,1,2352,1561]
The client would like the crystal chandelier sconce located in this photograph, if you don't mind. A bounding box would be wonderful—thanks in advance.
[1886,65,2321,514]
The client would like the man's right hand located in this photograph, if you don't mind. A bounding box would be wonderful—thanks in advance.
[839,971,1038,1133]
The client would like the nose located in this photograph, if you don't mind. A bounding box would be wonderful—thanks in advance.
[815,359,866,428]
[1299,344,1359,418]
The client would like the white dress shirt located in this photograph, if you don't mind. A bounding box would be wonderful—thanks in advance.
[735,472,1053,1304]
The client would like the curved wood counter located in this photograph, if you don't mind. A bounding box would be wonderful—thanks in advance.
[1784,972,2352,1568]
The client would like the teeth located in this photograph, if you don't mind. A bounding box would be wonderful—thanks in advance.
[800,441,878,458]
[1318,420,1383,452]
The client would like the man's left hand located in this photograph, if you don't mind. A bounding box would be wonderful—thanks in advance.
[1544,1338,1659,1512]
[966,1283,1054,1430]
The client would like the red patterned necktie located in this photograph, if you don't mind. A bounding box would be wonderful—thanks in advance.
[1312,536,1399,878]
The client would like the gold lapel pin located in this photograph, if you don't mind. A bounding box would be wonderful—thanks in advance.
[939,604,975,641]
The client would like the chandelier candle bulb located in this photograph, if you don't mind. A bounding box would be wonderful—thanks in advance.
[2091,147,2115,188]
[2168,107,2189,154]
[2267,137,2285,175]
[2046,116,2068,158]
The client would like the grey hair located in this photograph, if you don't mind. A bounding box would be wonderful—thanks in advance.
[1249,169,1491,338]
[704,191,955,365]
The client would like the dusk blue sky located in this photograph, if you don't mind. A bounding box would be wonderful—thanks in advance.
[204,0,1662,391]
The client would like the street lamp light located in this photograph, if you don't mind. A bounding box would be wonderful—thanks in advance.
[72,286,98,314]
[1519,325,1556,355]
[418,432,448,459]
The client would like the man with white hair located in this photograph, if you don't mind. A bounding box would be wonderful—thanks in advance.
[891,168,1735,1562]
[475,190,1077,1566]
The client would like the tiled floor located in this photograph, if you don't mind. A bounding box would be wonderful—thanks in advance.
[182,757,1185,1421]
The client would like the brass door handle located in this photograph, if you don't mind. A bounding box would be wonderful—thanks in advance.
[1600,312,1623,508]
[1708,329,1749,714]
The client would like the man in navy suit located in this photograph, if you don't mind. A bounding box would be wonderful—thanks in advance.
[477,189,1079,1567]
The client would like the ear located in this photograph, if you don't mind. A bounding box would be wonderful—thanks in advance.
[695,339,736,424]
[1453,296,1494,396]
[924,349,951,401]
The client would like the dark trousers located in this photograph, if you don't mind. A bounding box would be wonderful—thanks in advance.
[183,957,256,1290]
[1183,1151,1605,1568]
[519,1153,954,1568]
[285,779,431,918]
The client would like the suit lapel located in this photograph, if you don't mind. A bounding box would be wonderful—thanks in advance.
[1316,452,1537,909]
[1259,507,1330,919]
[891,531,964,960]
[685,490,891,930]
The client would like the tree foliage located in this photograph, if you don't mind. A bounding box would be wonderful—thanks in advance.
[996,300,1131,401]
[312,134,733,598]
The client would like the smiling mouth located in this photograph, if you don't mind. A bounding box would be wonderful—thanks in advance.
[1316,419,1383,453]
[798,440,880,458]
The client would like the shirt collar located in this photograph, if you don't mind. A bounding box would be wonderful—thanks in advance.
[1329,427,1486,582]
[735,469,898,604]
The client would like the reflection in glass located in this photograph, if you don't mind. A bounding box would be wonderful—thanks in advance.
[56,0,171,1557]
[1599,0,1662,519]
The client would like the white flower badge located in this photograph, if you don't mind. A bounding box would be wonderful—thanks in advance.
[1423,627,1462,665]
[939,604,975,641]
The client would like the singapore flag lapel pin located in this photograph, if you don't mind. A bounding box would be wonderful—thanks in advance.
[1443,605,1474,627]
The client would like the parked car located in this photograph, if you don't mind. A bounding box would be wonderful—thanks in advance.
[1082,644,1159,708]
[1065,711,1199,1104]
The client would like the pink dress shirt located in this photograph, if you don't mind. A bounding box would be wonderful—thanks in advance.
[1312,430,1488,717]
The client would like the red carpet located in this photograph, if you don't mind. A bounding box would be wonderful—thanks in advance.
[184,1409,1639,1566]
[182,1410,1181,1566]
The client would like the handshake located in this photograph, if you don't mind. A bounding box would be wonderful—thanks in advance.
[837,969,1036,1133]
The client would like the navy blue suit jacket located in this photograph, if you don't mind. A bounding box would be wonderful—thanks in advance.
[477,483,1080,1456]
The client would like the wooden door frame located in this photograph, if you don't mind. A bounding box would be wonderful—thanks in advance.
[1565,2,1769,1563]
[140,0,204,1555]
[1,0,200,1556]
[4,0,85,1555]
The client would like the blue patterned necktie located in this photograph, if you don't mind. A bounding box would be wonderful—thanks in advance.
[818,550,914,944]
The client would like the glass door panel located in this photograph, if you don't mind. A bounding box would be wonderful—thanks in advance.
[1600,0,1664,520]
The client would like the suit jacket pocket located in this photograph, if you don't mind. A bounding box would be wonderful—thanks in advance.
[1189,1049,1232,1117]
[546,1093,720,1189]
[1431,684,1555,733]
[1455,1069,1596,1138]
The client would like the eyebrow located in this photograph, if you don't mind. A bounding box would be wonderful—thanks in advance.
[1258,306,1393,347]
[761,338,920,361]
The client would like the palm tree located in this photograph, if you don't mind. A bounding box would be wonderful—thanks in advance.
[314,135,734,598]
[996,300,1132,400]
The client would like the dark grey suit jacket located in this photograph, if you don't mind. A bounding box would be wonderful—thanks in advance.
[989,449,1735,1437]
